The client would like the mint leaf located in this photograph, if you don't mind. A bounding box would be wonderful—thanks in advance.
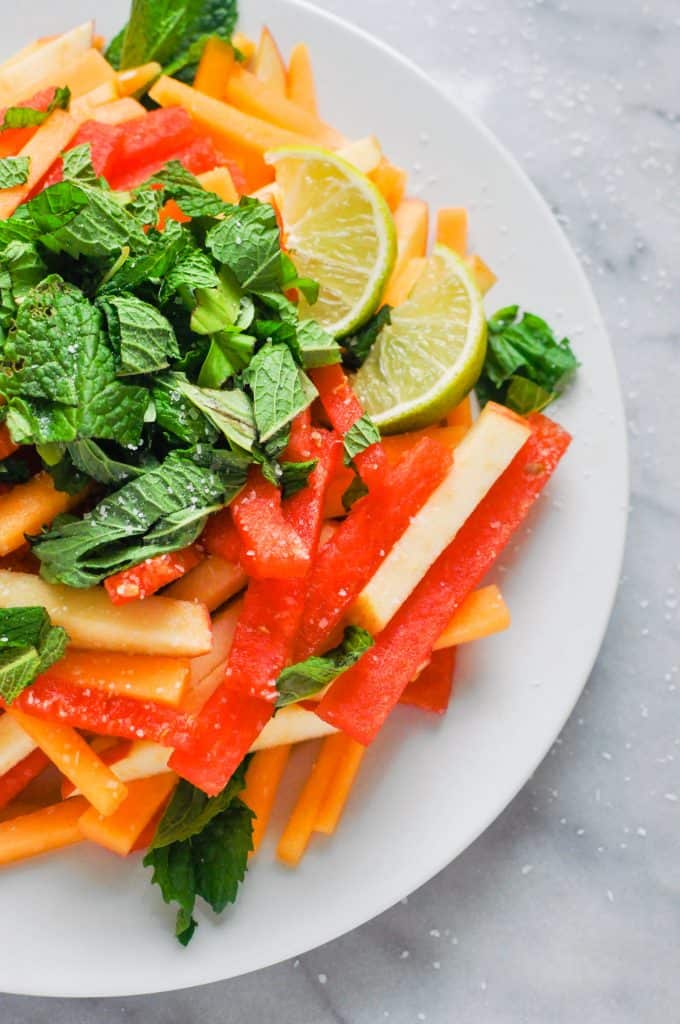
[342,305,392,370]
[0,181,89,247]
[119,0,203,68]
[276,626,374,708]
[144,759,252,946]
[97,219,187,296]
[342,469,369,511]
[0,606,69,704]
[164,0,239,80]
[62,143,99,186]
[32,447,248,587]
[66,439,150,486]
[246,342,316,444]
[160,250,219,307]
[98,294,180,375]
[0,86,71,132]
[505,376,554,415]
[112,0,237,80]
[0,276,148,446]
[280,459,317,499]
[152,376,218,446]
[197,331,255,389]
[127,187,165,228]
[280,252,319,305]
[0,157,30,190]
[476,306,579,414]
[343,414,381,464]
[105,28,126,70]
[145,841,198,946]
[0,240,46,331]
[255,290,298,324]
[206,200,282,293]
[293,320,341,369]
[190,267,241,335]
[0,178,147,258]
[42,185,150,260]
[162,373,257,452]
[151,765,248,849]
[150,162,233,219]
[192,800,253,913]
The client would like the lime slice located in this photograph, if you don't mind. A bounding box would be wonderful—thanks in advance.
[352,244,488,433]
[266,146,397,338]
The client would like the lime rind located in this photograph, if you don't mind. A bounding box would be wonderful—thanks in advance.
[352,244,488,433]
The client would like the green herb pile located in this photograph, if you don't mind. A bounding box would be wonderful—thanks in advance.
[0,153,346,589]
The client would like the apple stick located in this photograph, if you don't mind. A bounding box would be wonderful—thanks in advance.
[0,571,212,657]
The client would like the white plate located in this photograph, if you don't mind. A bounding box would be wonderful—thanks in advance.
[0,0,627,998]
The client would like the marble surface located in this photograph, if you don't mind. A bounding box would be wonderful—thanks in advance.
[3,0,679,1020]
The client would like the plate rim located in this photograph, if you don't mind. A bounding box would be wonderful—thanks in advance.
[0,0,629,997]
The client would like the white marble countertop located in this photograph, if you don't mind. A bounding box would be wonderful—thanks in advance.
[3,0,678,1020]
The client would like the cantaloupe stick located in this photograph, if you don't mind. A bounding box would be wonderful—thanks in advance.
[7,709,127,817]
[287,43,318,116]
[197,167,240,203]
[434,584,510,649]
[383,256,426,308]
[338,136,382,175]
[0,109,80,217]
[380,425,467,465]
[0,571,212,657]
[78,773,177,856]
[0,23,93,106]
[253,27,287,96]
[194,37,236,99]
[436,207,468,256]
[116,62,161,98]
[242,745,291,853]
[150,76,313,156]
[49,650,190,708]
[232,33,257,63]
[0,82,114,219]
[0,796,88,866]
[166,554,246,612]
[50,48,117,99]
[0,472,84,555]
[0,39,48,74]
[314,735,366,835]
[188,601,242,687]
[66,740,171,796]
[466,253,497,295]
[277,733,349,866]
[370,158,407,212]
[0,714,37,776]
[74,82,118,110]
[446,395,473,429]
[382,198,429,301]
[225,65,342,147]
[94,97,146,125]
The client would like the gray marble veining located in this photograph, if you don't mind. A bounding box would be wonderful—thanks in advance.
[2,0,678,1020]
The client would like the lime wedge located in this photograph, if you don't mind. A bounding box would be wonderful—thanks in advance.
[352,245,488,433]
[266,146,397,338]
